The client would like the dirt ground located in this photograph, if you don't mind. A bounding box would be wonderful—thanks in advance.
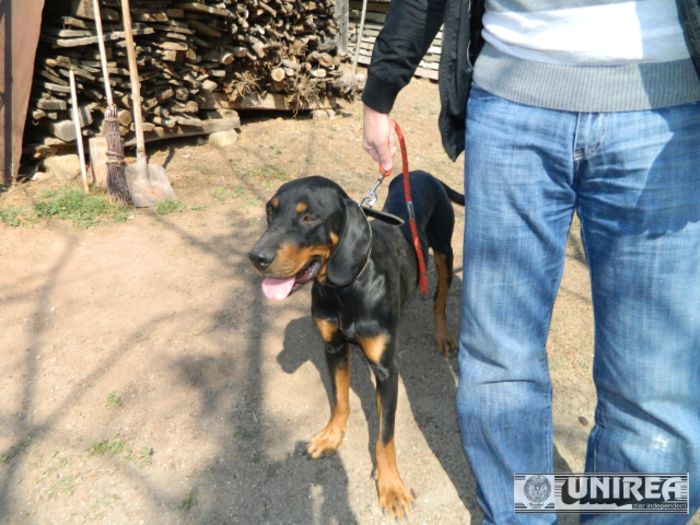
[1,78,696,524]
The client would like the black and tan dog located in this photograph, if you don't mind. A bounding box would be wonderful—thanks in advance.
[248,171,463,518]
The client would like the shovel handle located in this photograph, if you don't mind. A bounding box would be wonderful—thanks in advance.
[120,0,146,159]
[92,0,113,106]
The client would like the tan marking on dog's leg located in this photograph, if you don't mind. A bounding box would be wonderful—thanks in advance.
[433,252,456,356]
[374,395,414,519]
[358,333,389,365]
[307,349,350,458]
[314,318,337,344]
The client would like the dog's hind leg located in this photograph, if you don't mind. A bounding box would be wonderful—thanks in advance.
[433,249,457,356]
[307,319,350,458]
[359,333,414,519]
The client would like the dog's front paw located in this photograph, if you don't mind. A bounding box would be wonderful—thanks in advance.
[377,475,414,520]
[306,424,345,459]
[435,334,457,357]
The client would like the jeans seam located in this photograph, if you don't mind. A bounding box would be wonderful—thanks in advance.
[579,215,604,474]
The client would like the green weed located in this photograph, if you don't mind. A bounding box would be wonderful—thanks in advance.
[0,206,24,227]
[89,436,131,458]
[34,188,128,227]
[89,436,153,468]
[210,187,228,202]
[48,475,77,498]
[106,391,123,408]
[247,164,288,181]
[136,447,154,467]
[154,199,186,215]
[178,488,199,512]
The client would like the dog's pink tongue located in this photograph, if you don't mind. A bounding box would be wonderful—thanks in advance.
[262,277,295,301]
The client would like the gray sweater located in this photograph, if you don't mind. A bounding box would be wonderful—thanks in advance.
[473,0,700,111]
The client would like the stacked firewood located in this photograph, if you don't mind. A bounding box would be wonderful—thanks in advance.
[27,0,352,158]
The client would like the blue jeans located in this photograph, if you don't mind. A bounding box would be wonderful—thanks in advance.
[456,85,700,524]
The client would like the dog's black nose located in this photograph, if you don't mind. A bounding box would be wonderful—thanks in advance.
[248,248,274,271]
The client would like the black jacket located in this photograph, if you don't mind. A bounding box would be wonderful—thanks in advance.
[362,0,700,162]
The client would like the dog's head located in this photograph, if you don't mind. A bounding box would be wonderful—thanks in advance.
[248,176,372,300]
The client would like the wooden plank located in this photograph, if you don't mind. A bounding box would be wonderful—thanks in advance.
[173,2,230,17]
[69,0,119,21]
[41,26,154,48]
[124,115,241,147]
[43,27,93,38]
[187,20,222,38]
[34,98,69,111]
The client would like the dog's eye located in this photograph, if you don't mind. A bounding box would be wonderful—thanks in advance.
[302,215,317,223]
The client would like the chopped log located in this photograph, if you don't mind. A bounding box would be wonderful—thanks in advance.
[270,68,286,82]
[219,51,234,65]
[35,98,68,111]
[156,88,175,102]
[151,116,178,128]
[27,0,355,169]
[230,92,337,111]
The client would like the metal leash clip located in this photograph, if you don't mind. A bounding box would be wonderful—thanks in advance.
[359,172,405,226]
[360,175,385,209]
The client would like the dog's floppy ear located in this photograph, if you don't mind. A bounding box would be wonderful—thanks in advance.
[326,197,371,287]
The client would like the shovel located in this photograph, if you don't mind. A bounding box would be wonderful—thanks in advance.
[120,0,176,207]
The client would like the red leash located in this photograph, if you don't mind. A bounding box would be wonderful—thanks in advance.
[376,121,429,296]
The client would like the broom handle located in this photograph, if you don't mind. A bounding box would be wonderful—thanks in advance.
[120,0,146,160]
[92,0,113,106]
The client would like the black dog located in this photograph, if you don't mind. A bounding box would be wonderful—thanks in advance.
[249,171,464,518]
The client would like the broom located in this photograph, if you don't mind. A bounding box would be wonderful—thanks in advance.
[93,0,130,204]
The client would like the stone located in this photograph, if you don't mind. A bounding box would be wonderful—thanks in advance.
[311,108,336,120]
[208,129,239,149]
[30,170,52,182]
[43,154,81,181]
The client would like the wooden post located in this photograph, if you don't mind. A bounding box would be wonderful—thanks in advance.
[335,0,349,53]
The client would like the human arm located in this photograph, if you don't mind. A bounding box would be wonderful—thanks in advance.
[361,0,447,169]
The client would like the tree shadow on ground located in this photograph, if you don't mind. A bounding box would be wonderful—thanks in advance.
[158,212,359,524]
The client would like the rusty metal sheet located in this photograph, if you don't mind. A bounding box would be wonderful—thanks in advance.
[1,0,45,186]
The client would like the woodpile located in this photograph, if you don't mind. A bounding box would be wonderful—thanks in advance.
[348,0,441,81]
[26,0,353,161]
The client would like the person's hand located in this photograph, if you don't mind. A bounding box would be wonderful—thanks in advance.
[363,105,396,172]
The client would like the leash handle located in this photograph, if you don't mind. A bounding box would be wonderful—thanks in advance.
[361,123,395,208]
